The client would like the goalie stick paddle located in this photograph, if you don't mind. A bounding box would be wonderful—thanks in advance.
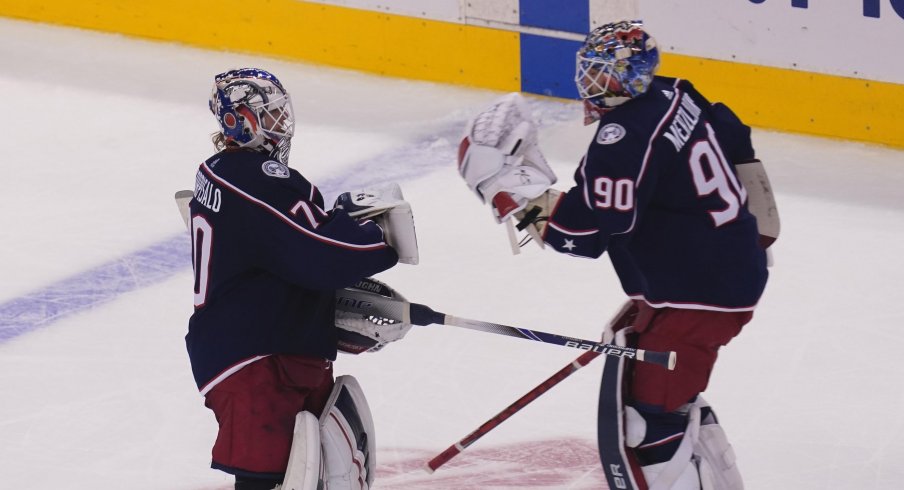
[336,287,677,370]
[425,348,601,473]
[175,190,192,230]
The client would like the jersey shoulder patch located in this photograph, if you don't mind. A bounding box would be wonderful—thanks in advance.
[596,123,627,145]
[262,160,290,178]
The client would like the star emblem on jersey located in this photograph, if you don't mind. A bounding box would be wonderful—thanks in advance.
[563,239,576,251]
[596,123,626,145]
[262,160,290,178]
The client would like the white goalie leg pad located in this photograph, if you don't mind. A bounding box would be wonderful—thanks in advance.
[634,397,744,490]
[282,411,323,490]
[320,376,375,490]
[694,398,744,490]
[640,403,702,490]
[642,461,702,490]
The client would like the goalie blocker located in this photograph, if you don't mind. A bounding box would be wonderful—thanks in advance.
[334,182,419,265]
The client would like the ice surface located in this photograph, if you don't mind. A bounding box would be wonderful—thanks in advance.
[1,17,903,489]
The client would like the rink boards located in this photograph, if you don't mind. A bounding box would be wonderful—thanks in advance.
[0,0,901,148]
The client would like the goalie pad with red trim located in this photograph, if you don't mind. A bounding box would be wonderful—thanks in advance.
[629,397,744,490]
[282,411,324,490]
[320,375,375,490]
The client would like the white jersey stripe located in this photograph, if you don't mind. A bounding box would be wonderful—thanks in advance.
[199,355,269,395]
[203,163,387,251]
[619,79,685,237]
[548,221,600,236]
[578,154,593,209]
[629,294,758,312]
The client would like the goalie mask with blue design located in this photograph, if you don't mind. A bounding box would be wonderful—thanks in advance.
[575,20,660,124]
[209,68,295,163]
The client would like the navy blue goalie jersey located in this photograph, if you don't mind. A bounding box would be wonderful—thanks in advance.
[186,149,398,393]
[544,77,767,311]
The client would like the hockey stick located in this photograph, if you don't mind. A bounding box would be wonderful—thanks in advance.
[427,301,637,472]
[175,190,192,229]
[336,288,676,370]
[174,191,674,369]
[425,348,601,472]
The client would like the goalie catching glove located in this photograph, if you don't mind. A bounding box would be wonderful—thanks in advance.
[334,182,419,265]
[457,92,560,250]
[334,278,412,354]
[458,92,557,222]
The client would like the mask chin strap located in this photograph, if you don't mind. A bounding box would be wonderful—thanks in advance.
[582,99,620,125]
[603,95,632,107]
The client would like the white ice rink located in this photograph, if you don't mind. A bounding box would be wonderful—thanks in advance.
[1,18,903,489]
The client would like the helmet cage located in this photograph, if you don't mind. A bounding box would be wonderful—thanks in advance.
[574,20,660,111]
[575,55,632,108]
[210,68,295,158]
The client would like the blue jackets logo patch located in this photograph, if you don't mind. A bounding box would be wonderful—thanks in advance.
[262,160,290,178]
[597,123,626,145]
